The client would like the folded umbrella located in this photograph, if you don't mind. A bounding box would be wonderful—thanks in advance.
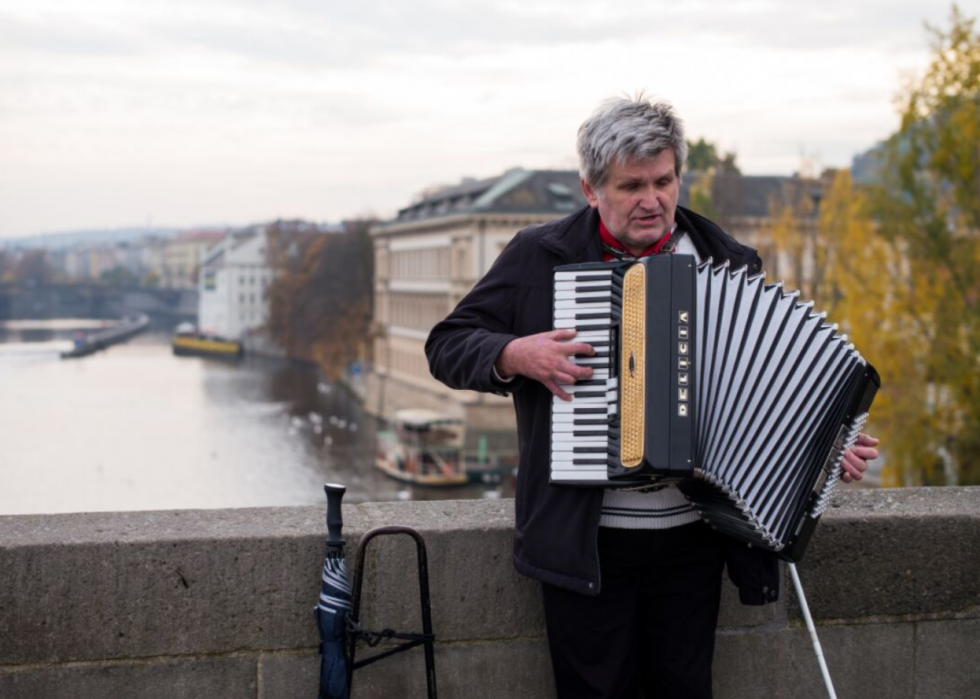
[315,483,351,699]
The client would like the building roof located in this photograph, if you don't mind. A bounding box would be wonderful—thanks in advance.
[387,168,822,227]
[173,229,227,243]
[392,169,587,223]
[680,172,823,218]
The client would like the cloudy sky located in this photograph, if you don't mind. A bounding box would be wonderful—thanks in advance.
[0,0,958,239]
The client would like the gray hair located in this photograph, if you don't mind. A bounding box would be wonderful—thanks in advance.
[576,95,687,189]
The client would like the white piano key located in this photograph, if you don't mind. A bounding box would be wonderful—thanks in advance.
[554,307,613,318]
[550,456,608,466]
[554,270,614,281]
[551,442,607,452]
[555,290,611,300]
[569,356,610,366]
[550,470,611,481]
[556,383,612,394]
[554,395,609,406]
[551,441,609,452]
[555,318,610,329]
[555,281,613,291]
[552,432,609,441]
[554,310,612,319]
[561,331,610,342]
[554,300,613,310]
[551,401,616,412]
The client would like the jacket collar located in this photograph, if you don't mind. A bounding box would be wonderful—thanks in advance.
[539,206,604,263]
[539,204,759,270]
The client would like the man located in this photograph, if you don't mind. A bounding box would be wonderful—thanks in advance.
[425,96,879,699]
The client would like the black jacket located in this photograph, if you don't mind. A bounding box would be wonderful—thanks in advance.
[425,204,780,604]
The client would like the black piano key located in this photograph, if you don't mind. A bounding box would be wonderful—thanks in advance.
[575,284,613,293]
[573,391,605,398]
[573,419,608,425]
[572,458,608,465]
[572,407,607,414]
[571,274,613,282]
[572,324,613,332]
[573,430,608,437]
[573,447,607,453]
[574,379,607,387]
[575,313,611,320]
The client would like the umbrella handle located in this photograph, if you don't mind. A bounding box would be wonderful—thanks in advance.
[324,483,346,549]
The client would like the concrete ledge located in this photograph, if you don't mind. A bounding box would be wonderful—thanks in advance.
[1,487,979,698]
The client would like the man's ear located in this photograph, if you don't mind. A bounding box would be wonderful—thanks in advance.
[580,178,600,209]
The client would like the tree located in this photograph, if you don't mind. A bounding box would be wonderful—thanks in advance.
[871,5,980,484]
[768,6,980,485]
[8,250,56,286]
[100,265,138,287]
[265,220,375,380]
[686,137,740,173]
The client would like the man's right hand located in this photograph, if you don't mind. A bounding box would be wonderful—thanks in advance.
[494,329,595,401]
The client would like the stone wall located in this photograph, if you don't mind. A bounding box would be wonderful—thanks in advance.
[1,487,978,698]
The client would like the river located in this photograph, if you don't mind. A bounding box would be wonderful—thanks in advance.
[0,322,513,515]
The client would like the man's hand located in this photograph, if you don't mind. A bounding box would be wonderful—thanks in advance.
[495,329,595,401]
[841,433,879,483]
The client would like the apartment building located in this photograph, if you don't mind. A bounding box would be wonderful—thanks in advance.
[162,230,225,289]
[366,168,586,456]
[368,167,822,459]
[198,229,274,341]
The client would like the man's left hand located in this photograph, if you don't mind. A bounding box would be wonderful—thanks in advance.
[841,433,879,483]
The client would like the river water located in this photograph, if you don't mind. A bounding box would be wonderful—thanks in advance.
[0,323,512,515]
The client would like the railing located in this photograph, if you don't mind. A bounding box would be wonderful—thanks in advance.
[1,487,978,698]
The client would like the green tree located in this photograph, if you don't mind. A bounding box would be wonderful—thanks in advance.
[686,137,740,173]
[100,265,138,287]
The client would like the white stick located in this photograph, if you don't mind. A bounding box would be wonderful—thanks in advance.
[788,562,838,699]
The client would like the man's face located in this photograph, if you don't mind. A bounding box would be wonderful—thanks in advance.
[581,150,680,255]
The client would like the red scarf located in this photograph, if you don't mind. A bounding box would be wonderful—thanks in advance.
[599,219,674,261]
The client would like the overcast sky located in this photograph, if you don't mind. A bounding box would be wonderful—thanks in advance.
[0,0,959,239]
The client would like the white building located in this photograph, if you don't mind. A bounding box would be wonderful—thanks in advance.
[198,229,274,341]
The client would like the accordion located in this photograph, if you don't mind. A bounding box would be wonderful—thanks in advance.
[550,254,880,560]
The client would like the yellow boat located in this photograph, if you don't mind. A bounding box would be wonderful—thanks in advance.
[375,410,469,487]
[172,323,243,359]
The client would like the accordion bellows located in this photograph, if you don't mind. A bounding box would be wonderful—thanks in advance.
[550,255,879,561]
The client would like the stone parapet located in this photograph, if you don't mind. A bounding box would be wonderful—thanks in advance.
[1,487,978,698]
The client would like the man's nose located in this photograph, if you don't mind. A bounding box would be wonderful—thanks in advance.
[638,186,660,210]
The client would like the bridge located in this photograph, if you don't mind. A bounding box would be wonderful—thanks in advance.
[0,283,197,322]
[0,487,976,698]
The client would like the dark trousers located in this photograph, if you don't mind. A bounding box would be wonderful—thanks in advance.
[541,522,726,699]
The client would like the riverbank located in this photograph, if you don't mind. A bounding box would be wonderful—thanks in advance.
[60,313,149,358]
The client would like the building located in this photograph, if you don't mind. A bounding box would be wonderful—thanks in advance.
[680,171,824,282]
[162,230,225,289]
[197,228,274,341]
[366,168,587,459]
[367,167,824,462]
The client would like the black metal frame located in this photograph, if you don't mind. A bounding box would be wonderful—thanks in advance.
[345,526,437,699]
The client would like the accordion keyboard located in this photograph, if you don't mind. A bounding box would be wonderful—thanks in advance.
[551,268,620,483]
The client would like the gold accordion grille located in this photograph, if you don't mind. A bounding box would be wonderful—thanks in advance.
[620,264,645,468]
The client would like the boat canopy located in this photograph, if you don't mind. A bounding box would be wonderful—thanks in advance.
[393,409,463,430]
